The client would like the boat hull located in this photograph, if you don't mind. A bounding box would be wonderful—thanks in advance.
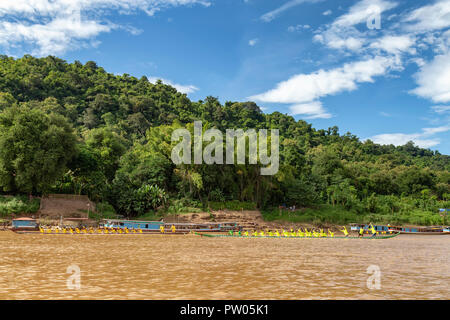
[195,232,400,239]
[396,231,450,235]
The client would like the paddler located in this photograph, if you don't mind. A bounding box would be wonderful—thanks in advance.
[304,228,311,237]
[171,225,176,233]
[341,226,349,237]
[369,223,377,237]
[359,225,364,238]
[160,225,165,233]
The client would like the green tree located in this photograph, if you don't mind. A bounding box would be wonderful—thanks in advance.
[84,127,127,182]
[0,106,77,194]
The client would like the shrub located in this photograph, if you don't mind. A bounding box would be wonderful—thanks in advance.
[0,196,40,217]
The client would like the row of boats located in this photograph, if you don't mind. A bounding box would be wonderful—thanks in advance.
[9,218,241,234]
[8,217,450,236]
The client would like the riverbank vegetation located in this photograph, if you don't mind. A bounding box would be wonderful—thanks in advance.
[0,196,40,217]
[0,55,448,225]
[262,203,447,226]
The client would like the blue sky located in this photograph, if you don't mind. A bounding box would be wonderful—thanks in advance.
[0,0,449,154]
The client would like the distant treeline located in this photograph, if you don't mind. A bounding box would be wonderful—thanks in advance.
[0,55,448,222]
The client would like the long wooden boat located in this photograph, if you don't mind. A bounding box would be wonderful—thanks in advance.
[100,219,241,234]
[350,223,450,235]
[194,232,400,239]
[387,226,450,235]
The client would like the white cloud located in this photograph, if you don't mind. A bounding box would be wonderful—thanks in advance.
[432,105,450,114]
[322,10,332,16]
[403,0,450,32]
[314,0,398,51]
[332,0,397,28]
[260,0,322,22]
[410,57,426,67]
[287,24,311,32]
[369,125,450,148]
[248,38,259,46]
[148,77,199,94]
[315,34,365,51]
[411,52,450,103]
[249,56,395,119]
[249,56,394,104]
[289,101,332,119]
[0,15,112,56]
[369,35,415,54]
[0,0,211,55]
[0,0,211,17]
[370,133,440,148]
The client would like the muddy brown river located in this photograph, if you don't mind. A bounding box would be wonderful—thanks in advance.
[0,232,448,299]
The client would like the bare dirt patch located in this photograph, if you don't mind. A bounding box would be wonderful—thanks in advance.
[38,194,95,219]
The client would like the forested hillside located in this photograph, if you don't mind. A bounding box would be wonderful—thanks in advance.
[0,55,448,225]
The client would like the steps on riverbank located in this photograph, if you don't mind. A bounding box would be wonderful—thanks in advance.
[38,194,95,219]
[163,210,271,230]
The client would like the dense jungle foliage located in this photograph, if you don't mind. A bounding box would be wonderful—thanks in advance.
[0,55,448,224]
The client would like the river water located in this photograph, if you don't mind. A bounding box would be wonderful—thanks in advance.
[0,232,448,299]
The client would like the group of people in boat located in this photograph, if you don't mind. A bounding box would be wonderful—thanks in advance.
[341,223,384,237]
[39,226,144,234]
[228,228,334,238]
[232,223,387,238]
[38,222,387,237]
[159,225,177,233]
